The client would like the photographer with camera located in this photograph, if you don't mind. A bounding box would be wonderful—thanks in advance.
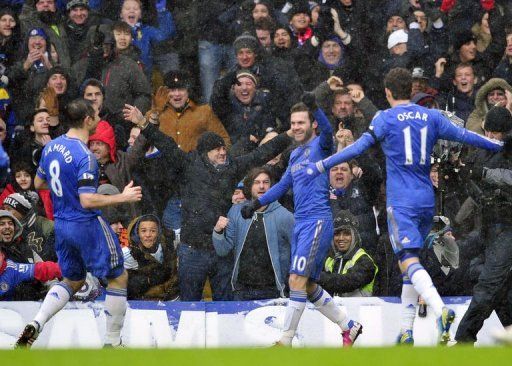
[455,106,512,344]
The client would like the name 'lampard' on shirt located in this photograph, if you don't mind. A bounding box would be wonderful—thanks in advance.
[397,111,428,122]
[44,143,73,163]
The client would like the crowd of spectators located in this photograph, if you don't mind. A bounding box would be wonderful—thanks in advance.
[1,0,512,305]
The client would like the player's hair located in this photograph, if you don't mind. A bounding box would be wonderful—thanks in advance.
[242,166,274,199]
[290,102,314,126]
[384,68,412,100]
[65,99,95,129]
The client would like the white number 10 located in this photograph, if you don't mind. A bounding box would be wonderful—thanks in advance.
[403,126,428,165]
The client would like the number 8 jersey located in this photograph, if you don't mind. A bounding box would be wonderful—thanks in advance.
[37,135,101,220]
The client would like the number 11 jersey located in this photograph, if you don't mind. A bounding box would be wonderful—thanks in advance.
[370,103,498,209]
[37,135,100,221]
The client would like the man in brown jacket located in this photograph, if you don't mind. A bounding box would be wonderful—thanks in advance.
[147,70,230,153]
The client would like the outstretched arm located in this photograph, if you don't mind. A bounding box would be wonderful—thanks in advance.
[305,132,376,178]
[437,112,502,152]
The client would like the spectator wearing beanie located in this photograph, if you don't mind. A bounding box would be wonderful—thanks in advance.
[467,78,512,135]
[0,208,59,301]
[211,68,276,157]
[124,103,294,301]
[212,31,303,130]
[19,0,72,68]
[2,192,56,269]
[64,0,103,65]
[88,120,146,217]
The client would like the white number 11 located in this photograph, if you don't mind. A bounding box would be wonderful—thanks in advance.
[403,126,428,165]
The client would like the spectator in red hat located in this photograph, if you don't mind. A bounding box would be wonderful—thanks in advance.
[88,119,146,217]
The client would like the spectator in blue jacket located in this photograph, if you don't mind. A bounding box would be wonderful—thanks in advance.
[212,166,293,300]
[119,0,176,77]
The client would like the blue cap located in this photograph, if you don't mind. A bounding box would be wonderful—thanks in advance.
[28,28,48,40]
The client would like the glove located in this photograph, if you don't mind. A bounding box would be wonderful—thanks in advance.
[152,86,169,113]
[34,261,62,282]
[91,26,105,49]
[301,92,318,111]
[40,87,59,116]
[241,199,262,219]
[156,0,167,12]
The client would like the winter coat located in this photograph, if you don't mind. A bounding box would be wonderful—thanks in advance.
[466,78,512,135]
[73,54,151,116]
[212,200,293,297]
[19,4,71,68]
[150,100,230,153]
[212,56,303,130]
[140,123,292,251]
[212,89,275,156]
[123,214,178,300]
[318,221,377,297]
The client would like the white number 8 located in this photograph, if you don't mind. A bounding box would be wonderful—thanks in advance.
[49,160,63,197]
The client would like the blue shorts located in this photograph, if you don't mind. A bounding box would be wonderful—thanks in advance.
[55,216,124,281]
[290,218,333,282]
[386,206,434,255]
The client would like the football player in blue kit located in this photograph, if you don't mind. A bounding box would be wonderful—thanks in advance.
[242,95,363,347]
[15,100,142,348]
[300,68,503,344]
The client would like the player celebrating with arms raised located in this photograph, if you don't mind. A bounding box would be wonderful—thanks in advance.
[241,95,363,347]
[300,68,504,344]
[16,99,142,348]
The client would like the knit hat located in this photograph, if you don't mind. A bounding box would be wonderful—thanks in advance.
[387,29,408,49]
[197,132,225,154]
[333,210,359,233]
[484,107,512,133]
[45,66,71,85]
[453,31,477,51]
[28,27,47,40]
[3,193,32,217]
[236,69,258,86]
[163,70,190,90]
[89,121,117,163]
[234,32,259,53]
[67,0,90,11]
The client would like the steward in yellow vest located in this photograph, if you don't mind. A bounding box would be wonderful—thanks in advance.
[319,210,378,297]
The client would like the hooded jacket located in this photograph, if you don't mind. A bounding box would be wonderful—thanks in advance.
[318,214,378,297]
[88,121,147,217]
[466,78,512,135]
[212,200,293,297]
[122,214,178,300]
